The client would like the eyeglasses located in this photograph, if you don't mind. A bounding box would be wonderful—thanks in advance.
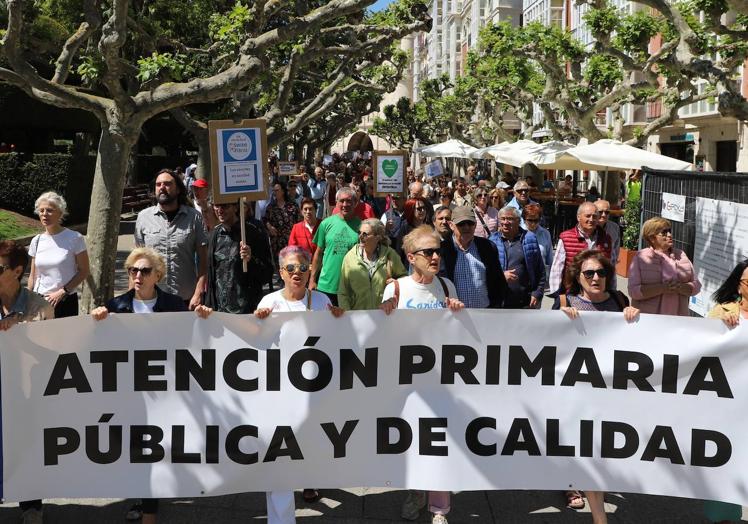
[457,221,476,227]
[475,194,487,199]
[127,267,153,277]
[359,231,372,239]
[525,218,540,223]
[516,189,529,194]
[582,268,608,279]
[283,263,309,273]
[658,229,672,236]
[598,210,610,215]
[412,247,440,257]
[0,264,11,275]
[415,207,426,212]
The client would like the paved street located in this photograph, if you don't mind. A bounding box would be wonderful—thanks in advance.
[0,489,733,523]
[5,220,737,523]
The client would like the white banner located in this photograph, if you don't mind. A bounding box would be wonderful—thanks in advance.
[691,197,748,315]
[661,192,686,222]
[2,310,746,505]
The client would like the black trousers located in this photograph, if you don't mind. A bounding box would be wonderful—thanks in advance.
[53,293,78,318]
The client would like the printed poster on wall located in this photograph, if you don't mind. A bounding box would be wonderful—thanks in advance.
[661,193,686,222]
[208,119,269,204]
[373,151,406,196]
[690,197,748,315]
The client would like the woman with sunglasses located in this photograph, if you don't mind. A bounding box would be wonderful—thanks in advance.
[553,250,639,523]
[380,225,462,524]
[627,217,700,316]
[91,247,187,524]
[403,197,432,234]
[338,218,407,311]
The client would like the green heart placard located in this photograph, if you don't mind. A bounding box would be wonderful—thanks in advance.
[381,159,399,178]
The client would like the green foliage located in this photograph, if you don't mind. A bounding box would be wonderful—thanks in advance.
[209,2,253,53]
[76,53,103,85]
[584,6,620,36]
[584,54,623,91]
[622,192,642,250]
[29,14,68,45]
[0,154,93,223]
[614,11,664,60]
[137,52,194,83]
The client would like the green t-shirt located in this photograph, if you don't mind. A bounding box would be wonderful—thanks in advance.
[313,214,361,294]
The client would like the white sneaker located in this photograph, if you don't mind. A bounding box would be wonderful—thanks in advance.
[21,508,43,524]
[432,514,449,524]
[401,490,427,520]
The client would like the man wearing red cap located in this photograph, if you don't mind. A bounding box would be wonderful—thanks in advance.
[192,178,216,232]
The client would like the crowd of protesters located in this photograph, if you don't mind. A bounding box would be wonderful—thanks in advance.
[0,152,741,524]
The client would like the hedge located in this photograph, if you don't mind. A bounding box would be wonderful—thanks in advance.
[0,153,95,223]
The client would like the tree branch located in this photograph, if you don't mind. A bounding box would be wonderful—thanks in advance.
[52,0,101,84]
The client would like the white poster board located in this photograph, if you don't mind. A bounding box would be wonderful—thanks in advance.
[424,159,444,179]
[278,161,298,177]
[690,197,748,315]
[208,119,269,204]
[373,151,406,196]
[661,192,686,222]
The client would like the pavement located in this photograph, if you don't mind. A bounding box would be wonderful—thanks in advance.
[2,220,740,523]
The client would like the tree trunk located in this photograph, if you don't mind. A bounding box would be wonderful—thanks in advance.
[80,127,135,312]
[195,130,210,181]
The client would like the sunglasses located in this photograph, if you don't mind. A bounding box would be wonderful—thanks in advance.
[658,229,672,236]
[598,210,610,215]
[582,269,608,279]
[516,189,529,194]
[127,266,153,277]
[283,263,309,273]
[415,207,426,212]
[412,247,440,257]
[525,218,540,223]
[359,231,372,239]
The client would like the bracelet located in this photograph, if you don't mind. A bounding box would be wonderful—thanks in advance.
[62,286,70,295]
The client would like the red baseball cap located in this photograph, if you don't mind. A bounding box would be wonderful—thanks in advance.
[192,179,209,188]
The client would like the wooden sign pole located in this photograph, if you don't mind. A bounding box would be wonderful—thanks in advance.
[240,197,248,272]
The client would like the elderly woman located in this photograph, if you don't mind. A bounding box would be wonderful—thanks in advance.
[627,217,700,316]
[380,225,463,524]
[473,187,499,238]
[708,259,748,327]
[488,188,505,211]
[91,247,186,524]
[288,197,319,257]
[434,188,455,213]
[553,250,639,523]
[204,245,343,523]
[28,191,90,318]
[338,218,407,311]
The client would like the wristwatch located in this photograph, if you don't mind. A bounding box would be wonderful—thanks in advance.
[62,285,70,295]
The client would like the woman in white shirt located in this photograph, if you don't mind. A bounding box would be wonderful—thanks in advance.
[196,244,343,523]
[28,191,89,318]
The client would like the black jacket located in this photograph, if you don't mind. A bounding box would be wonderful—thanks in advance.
[106,286,187,313]
[439,236,507,308]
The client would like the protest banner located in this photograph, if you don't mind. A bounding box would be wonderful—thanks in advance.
[424,159,444,179]
[278,161,298,177]
[373,151,406,196]
[691,197,748,315]
[208,119,269,204]
[1,310,746,505]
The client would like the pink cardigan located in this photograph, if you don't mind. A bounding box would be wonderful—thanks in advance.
[627,247,701,316]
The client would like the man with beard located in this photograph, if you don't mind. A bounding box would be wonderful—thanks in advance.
[135,169,208,309]
[204,202,273,314]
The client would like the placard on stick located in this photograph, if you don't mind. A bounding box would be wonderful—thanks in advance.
[373,150,407,196]
[278,161,298,177]
[208,119,269,204]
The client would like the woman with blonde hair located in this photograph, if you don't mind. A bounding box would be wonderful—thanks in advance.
[92,247,187,524]
[627,216,700,316]
[338,218,407,310]
[28,191,89,317]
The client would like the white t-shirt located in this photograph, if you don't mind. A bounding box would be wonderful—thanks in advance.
[132,297,157,313]
[382,276,457,310]
[257,289,331,312]
[29,228,87,294]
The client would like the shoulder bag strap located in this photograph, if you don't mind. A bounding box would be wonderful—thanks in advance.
[436,275,450,299]
[560,294,568,308]
[306,290,312,311]
[475,208,490,232]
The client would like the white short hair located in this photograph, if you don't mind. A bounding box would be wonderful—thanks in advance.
[34,191,68,219]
